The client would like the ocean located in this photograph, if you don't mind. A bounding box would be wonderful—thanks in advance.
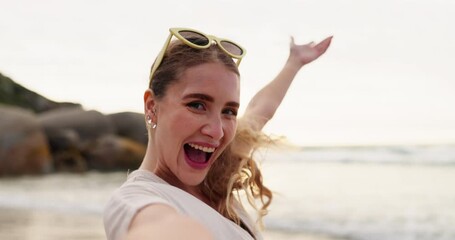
[0,145,454,240]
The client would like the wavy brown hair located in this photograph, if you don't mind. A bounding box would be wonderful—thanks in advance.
[201,120,274,227]
[149,37,273,226]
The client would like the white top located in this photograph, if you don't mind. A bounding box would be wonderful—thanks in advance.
[103,169,262,240]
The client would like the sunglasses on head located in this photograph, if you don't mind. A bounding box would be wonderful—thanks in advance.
[149,27,246,82]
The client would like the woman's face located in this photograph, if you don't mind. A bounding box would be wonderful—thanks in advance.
[153,62,240,191]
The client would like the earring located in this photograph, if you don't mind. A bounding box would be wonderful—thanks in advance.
[146,115,152,125]
[151,109,157,129]
[146,114,157,129]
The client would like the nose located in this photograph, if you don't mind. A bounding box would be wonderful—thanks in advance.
[201,114,224,141]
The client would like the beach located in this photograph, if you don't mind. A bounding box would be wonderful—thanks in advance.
[1,146,454,240]
[0,208,339,240]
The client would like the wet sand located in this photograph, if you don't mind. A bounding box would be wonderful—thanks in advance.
[0,207,341,240]
[0,208,104,240]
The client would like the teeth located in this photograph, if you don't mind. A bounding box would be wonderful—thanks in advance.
[188,143,215,153]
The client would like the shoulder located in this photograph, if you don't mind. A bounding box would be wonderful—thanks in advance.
[103,170,176,240]
[127,204,214,240]
[107,169,174,209]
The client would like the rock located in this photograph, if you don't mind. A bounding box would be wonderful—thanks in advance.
[0,73,80,113]
[108,112,148,144]
[38,107,115,142]
[85,135,145,171]
[37,108,118,172]
[47,129,88,173]
[53,149,88,173]
[0,105,53,176]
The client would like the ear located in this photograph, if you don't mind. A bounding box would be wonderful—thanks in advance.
[144,89,157,123]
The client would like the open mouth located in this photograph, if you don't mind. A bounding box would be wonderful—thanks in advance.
[184,143,215,165]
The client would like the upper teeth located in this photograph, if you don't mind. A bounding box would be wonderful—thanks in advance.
[188,143,215,153]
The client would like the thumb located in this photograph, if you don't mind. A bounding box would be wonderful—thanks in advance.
[290,36,295,46]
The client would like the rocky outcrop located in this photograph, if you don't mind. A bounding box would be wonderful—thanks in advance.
[0,72,148,176]
[0,105,53,176]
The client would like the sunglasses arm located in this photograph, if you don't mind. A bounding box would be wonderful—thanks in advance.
[149,33,173,82]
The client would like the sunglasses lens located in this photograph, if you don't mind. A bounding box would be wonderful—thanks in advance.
[220,41,243,56]
[178,30,210,46]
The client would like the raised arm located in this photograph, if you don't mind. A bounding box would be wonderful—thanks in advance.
[242,36,333,131]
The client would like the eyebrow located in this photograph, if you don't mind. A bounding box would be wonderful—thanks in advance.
[183,93,239,108]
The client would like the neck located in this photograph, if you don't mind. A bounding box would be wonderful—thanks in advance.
[157,167,215,208]
[140,136,157,171]
[141,137,216,209]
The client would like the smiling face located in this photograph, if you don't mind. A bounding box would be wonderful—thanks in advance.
[151,62,240,193]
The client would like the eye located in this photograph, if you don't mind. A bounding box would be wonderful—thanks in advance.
[187,102,206,111]
[222,108,238,117]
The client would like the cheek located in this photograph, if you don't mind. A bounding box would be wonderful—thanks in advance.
[166,108,201,136]
[158,109,190,139]
[223,121,237,143]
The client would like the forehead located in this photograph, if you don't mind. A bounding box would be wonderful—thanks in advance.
[172,62,240,101]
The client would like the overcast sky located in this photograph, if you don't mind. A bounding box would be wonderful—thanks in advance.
[1,0,454,146]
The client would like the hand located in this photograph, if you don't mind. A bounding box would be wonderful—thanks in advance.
[289,35,333,67]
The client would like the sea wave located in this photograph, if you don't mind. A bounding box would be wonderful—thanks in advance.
[265,216,455,240]
[261,145,455,165]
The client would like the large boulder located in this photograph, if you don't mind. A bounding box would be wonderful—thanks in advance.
[0,105,53,175]
[48,128,88,173]
[38,107,115,142]
[108,112,148,144]
[85,135,145,171]
[37,107,116,172]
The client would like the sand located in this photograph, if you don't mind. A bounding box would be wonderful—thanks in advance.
[0,207,341,240]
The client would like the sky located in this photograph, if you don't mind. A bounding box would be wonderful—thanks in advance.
[1,0,454,146]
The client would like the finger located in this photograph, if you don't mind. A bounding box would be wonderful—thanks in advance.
[314,36,333,55]
[290,36,295,46]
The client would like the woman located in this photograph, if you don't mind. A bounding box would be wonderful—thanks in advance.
[104,28,332,240]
